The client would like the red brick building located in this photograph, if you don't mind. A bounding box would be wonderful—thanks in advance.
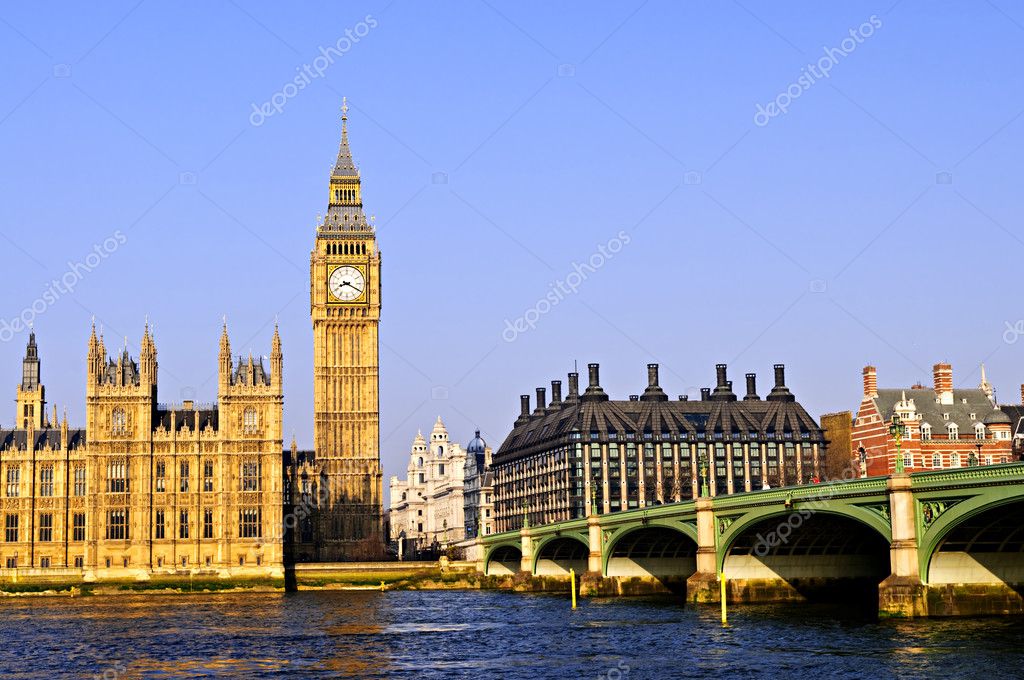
[851,363,1013,476]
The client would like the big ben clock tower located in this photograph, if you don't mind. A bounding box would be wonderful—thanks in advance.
[310,99,384,560]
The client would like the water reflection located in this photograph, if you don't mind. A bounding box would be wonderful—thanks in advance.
[0,591,1022,678]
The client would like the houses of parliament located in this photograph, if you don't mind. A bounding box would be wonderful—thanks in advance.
[0,102,384,577]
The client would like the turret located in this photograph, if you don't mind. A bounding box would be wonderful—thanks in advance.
[218,319,232,393]
[139,321,157,389]
[271,323,283,392]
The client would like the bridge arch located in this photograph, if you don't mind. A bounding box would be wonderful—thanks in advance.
[484,542,522,576]
[532,534,589,576]
[920,491,1024,585]
[718,504,892,572]
[718,506,891,602]
[602,522,698,584]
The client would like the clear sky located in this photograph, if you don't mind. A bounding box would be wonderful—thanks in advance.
[1,1,1023,484]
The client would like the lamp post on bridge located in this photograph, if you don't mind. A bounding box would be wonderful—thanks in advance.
[699,452,710,498]
[890,414,907,475]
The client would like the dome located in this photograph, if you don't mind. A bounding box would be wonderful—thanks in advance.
[984,408,1012,425]
[467,429,487,454]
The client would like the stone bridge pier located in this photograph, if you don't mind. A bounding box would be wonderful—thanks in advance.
[478,465,1024,617]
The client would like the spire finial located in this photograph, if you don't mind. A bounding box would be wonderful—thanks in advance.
[341,96,348,121]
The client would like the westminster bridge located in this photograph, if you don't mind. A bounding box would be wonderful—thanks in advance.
[473,464,1024,616]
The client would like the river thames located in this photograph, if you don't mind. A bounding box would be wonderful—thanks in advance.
[1,590,1022,678]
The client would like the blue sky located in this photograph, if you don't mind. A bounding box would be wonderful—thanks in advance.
[1,1,1023,482]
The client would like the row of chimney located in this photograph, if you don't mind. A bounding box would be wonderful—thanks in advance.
[863,363,955,402]
[515,362,794,424]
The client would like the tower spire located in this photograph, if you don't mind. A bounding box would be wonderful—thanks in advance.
[332,97,358,178]
[322,96,369,233]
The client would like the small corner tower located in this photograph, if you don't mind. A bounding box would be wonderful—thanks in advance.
[16,330,45,429]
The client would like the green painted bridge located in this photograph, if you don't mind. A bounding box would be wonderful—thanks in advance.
[471,464,1024,616]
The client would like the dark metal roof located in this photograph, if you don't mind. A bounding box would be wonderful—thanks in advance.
[232,356,271,386]
[1001,405,1024,438]
[154,408,219,432]
[0,428,86,451]
[495,391,824,465]
[101,350,140,386]
[284,448,317,467]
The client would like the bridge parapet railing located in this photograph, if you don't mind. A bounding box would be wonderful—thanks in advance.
[910,462,1024,488]
[711,478,889,509]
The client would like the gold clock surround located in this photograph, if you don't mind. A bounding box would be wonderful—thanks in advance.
[326,263,367,304]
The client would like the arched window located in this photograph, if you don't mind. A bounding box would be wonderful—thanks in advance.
[417,457,423,467]
[112,408,127,435]
[243,407,258,434]
[932,453,941,468]
[438,446,444,457]
[952,452,961,467]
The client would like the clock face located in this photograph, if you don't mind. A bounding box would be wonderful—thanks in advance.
[329,266,365,302]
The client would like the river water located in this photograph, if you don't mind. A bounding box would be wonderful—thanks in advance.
[1,590,1022,679]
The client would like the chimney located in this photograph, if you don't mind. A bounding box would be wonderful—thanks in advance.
[863,366,878,399]
[640,363,668,402]
[629,395,639,401]
[712,363,736,401]
[582,363,609,402]
[516,394,531,424]
[744,373,759,400]
[700,387,710,401]
[767,363,794,402]
[566,372,580,402]
[533,387,547,416]
[679,395,689,401]
[550,380,562,407]
[933,363,953,405]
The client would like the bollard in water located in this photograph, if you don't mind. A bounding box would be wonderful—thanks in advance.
[720,573,728,626]
[570,568,577,610]
[380,580,385,592]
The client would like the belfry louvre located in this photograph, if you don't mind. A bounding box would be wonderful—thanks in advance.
[492,363,826,532]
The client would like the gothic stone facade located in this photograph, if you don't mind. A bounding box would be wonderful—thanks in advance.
[0,326,284,577]
[493,363,825,532]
